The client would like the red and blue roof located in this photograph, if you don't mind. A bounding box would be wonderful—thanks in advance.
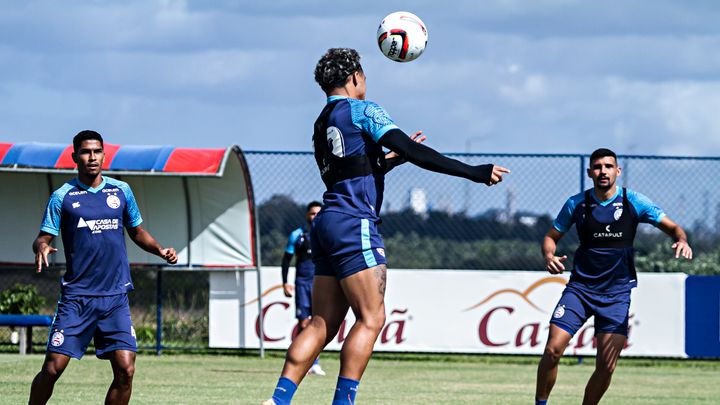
[0,142,227,175]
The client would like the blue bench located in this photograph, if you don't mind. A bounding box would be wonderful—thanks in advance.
[0,314,53,354]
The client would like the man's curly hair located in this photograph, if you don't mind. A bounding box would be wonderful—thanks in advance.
[314,48,363,92]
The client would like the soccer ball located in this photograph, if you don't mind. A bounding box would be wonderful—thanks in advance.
[377,11,428,62]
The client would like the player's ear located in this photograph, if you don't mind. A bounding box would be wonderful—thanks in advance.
[71,152,78,164]
[351,72,358,87]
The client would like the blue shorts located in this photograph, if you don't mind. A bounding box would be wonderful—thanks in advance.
[311,211,387,280]
[47,294,137,359]
[550,286,631,337]
[295,277,313,320]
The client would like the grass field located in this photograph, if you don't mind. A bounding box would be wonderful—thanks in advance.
[2,352,719,404]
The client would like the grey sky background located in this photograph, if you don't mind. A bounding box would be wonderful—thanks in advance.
[2,0,720,156]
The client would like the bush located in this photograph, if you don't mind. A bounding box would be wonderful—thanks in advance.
[0,284,47,314]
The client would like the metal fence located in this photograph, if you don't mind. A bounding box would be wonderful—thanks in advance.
[2,152,718,352]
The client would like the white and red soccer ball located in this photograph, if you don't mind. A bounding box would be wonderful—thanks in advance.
[377,11,428,62]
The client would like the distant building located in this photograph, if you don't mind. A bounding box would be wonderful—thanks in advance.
[409,188,428,217]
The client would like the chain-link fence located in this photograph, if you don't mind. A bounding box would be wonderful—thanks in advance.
[2,152,718,352]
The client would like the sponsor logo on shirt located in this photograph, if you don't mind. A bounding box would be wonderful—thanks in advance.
[72,202,81,209]
[77,217,120,234]
[102,188,120,193]
[69,191,87,196]
[594,224,623,238]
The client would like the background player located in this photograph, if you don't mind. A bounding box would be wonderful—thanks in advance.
[281,201,325,376]
[535,148,692,405]
[29,130,178,405]
[263,48,509,405]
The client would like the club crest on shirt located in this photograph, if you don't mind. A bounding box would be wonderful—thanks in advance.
[613,208,623,221]
[51,331,64,347]
[106,194,121,209]
[553,305,565,319]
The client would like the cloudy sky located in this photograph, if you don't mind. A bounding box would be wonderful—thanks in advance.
[2,0,720,156]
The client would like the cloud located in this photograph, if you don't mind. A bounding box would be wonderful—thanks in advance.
[0,1,719,156]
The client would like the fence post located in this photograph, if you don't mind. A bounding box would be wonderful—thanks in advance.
[579,155,586,193]
[156,269,163,356]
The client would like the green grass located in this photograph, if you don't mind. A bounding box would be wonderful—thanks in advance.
[2,352,719,404]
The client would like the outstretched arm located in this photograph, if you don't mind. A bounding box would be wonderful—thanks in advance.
[384,131,427,173]
[379,129,509,185]
[656,217,693,259]
[33,232,57,273]
[126,225,178,264]
[542,228,568,274]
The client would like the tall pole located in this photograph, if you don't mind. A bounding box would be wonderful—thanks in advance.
[463,136,490,214]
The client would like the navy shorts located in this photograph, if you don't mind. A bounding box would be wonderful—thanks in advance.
[550,286,631,337]
[311,211,387,280]
[295,277,313,320]
[47,294,137,359]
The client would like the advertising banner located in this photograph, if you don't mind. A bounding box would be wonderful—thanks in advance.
[213,268,686,357]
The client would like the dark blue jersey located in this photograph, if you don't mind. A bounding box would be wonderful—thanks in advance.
[284,226,315,279]
[40,177,142,296]
[553,187,665,294]
[317,96,399,220]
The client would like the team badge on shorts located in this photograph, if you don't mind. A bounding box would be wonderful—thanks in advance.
[131,326,136,339]
[106,194,121,209]
[50,330,65,347]
[376,248,385,257]
[553,305,565,319]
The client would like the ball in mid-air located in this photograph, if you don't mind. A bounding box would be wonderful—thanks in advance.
[377,11,428,62]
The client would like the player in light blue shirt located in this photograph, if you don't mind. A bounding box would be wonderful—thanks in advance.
[535,148,693,405]
[264,48,510,405]
[29,130,178,405]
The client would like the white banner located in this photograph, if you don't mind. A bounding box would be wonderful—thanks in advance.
[211,268,686,357]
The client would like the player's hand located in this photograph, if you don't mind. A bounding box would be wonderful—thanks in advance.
[160,247,178,264]
[486,165,510,186]
[385,131,426,160]
[545,254,567,274]
[671,241,693,260]
[35,244,58,273]
[283,283,294,298]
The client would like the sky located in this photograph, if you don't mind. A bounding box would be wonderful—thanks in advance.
[2,0,720,156]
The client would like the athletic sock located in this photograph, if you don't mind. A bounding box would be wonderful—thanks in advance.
[313,357,320,366]
[332,376,359,405]
[535,399,548,405]
[271,376,297,405]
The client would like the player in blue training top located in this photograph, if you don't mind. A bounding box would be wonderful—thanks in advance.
[263,48,510,405]
[281,201,325,376]
[534,148,693,405]
[29,130,178,405]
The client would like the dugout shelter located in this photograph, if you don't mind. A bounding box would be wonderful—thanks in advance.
[0,142,265,354]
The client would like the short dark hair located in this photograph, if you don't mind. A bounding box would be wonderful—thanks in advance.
[73,130,104,152]
[589,148,617,164]
[314,48,363,93]
[306,201,322,212]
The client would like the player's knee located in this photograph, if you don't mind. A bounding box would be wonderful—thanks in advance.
[358,309,386,333]
[41,361,66,381]
[115,363,135,385]
[596,360,616,376]
[543,345,564,365]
